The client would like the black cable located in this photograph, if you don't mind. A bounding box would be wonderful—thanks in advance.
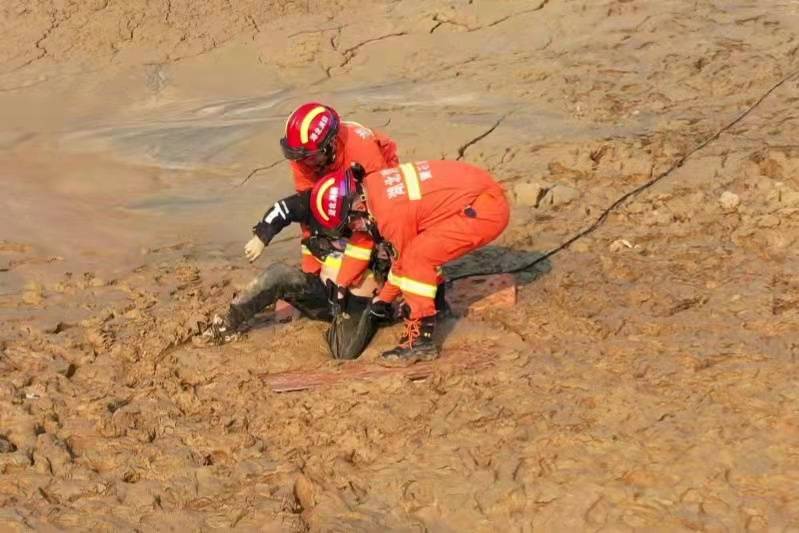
[451,69,799,281]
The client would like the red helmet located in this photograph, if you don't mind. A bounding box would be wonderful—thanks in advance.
[309,168,357,233]
[280,102,341,168]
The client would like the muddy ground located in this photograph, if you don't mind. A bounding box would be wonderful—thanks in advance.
[2,0,799,530]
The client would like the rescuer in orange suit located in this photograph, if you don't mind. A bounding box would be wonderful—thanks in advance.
[308,160,510,361]
[203,103,398,356]
[268,101,398,275]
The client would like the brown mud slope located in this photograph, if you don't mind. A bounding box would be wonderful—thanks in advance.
[3,0,799,530]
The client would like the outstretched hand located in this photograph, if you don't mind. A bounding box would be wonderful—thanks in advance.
[244,235,266,262]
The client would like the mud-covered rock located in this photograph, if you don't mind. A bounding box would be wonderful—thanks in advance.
[780,190,799,207]
[2,0,799,530]
[757,214,780,228]
[719,191,740,210]
[609,239,633,252]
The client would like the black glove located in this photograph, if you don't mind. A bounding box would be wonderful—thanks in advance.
[368,300,392,322]
[303,235,336,260]
[253,191,310,245]
[326,280,348,317]
[369,241,393,284]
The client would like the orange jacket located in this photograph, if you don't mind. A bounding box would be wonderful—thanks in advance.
[292,122,398,273]
[291,121,398,192]
[362,160,505,302]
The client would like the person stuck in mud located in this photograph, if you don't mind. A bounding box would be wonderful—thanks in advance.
[308,160,510,362]
[202,102,398,358]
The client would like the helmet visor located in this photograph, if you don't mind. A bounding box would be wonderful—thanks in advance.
[280,114,340,162]
[302,147,334,172]
[280,137,314,161]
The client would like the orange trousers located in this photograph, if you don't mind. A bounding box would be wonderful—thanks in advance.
[401,187,509,318]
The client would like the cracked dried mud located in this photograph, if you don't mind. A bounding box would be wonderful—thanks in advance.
[2,0,799,530]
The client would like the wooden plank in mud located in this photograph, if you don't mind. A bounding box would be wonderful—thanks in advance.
[260,352,494,393]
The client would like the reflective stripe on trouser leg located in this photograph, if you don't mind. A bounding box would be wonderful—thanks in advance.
[386,270,437,318]
[387,271,437,298]
[397,276,437,298]
[398,277,438,320]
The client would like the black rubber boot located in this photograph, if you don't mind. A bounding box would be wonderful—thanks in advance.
[381,315,439,363]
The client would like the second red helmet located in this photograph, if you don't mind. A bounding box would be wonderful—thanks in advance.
[309,168,357,233]
[280,102,341,161]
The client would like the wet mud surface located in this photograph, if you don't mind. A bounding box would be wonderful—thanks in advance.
[2,0,799,530]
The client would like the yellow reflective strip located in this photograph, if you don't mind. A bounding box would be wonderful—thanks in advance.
[388,270,402,287]
[387,271,436,298]
[300,105,327,144]
[399,163,422,200]
[344,244,372,261]
[399,276,437,298]
[324,254,342,269]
